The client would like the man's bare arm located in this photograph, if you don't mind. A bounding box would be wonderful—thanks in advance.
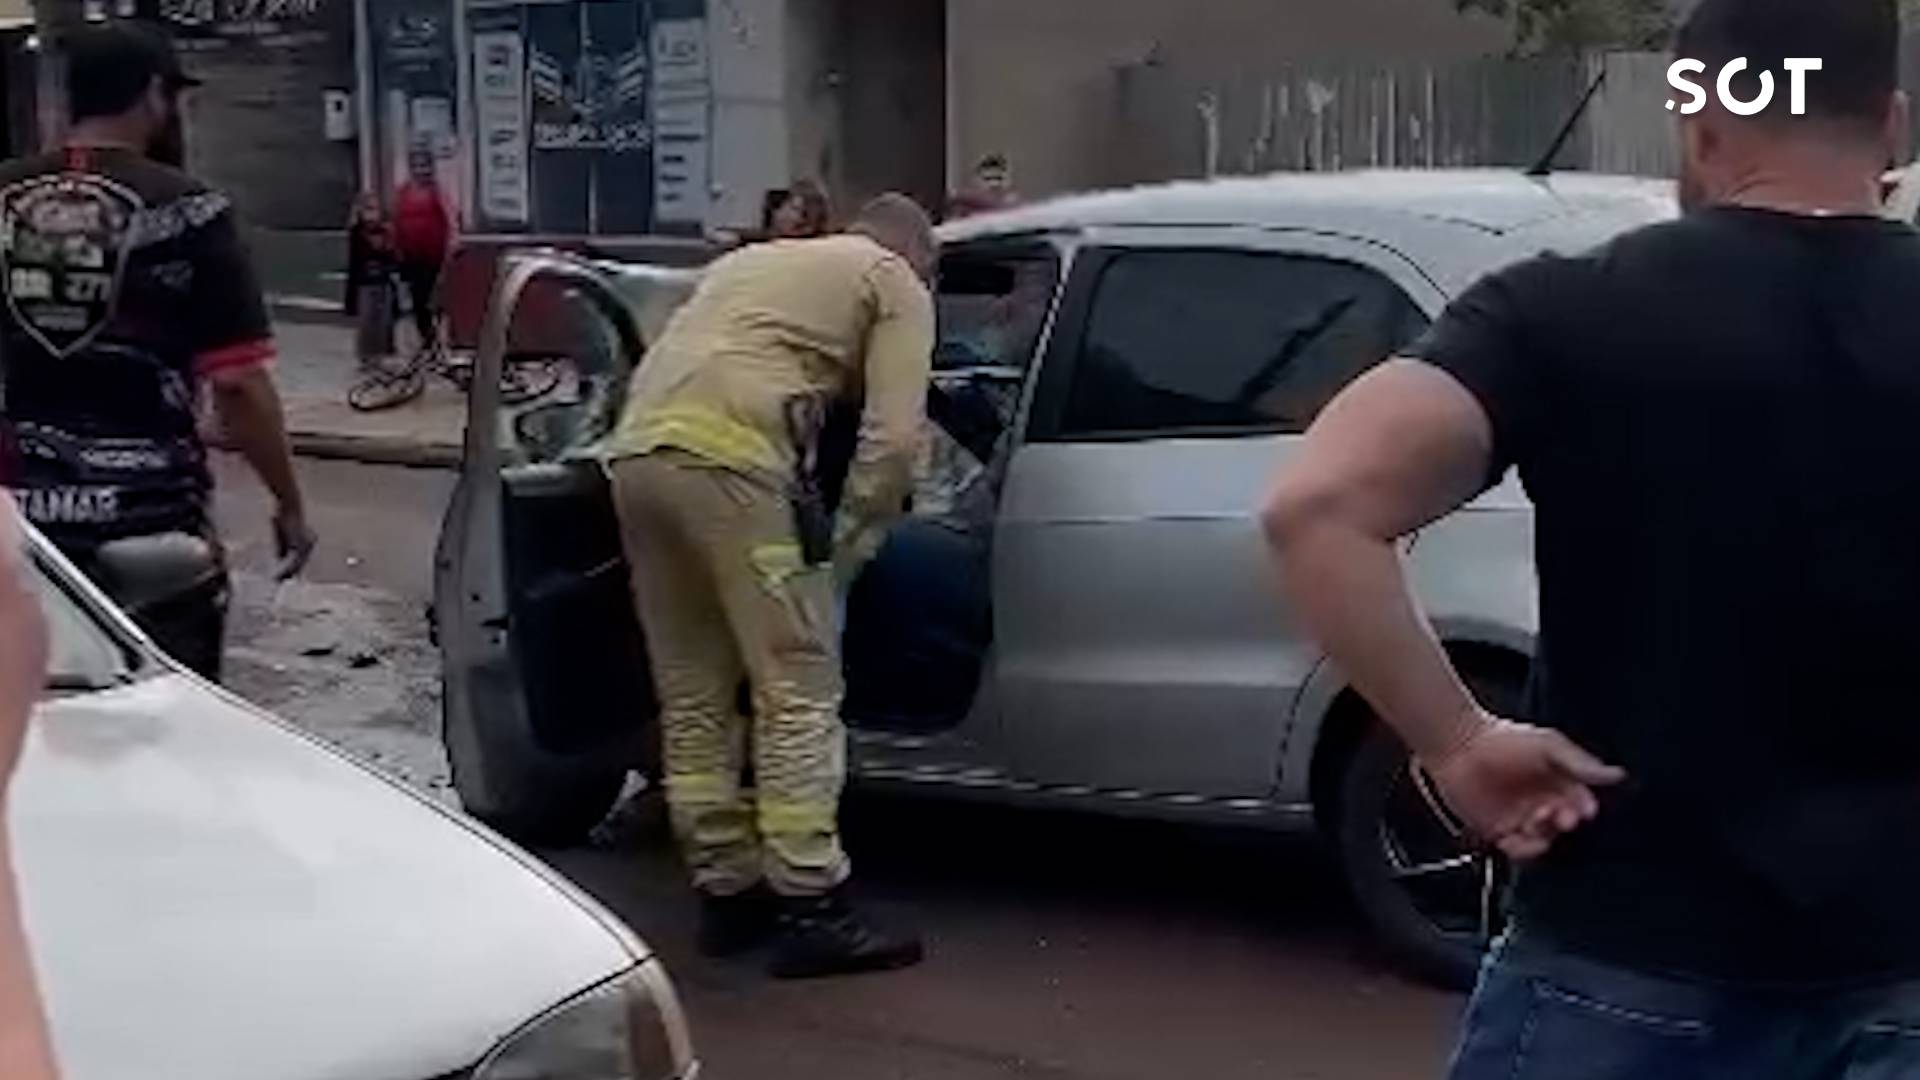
[0,499,58,1080]
[206,366,314,578]
[1263,360,1496,759]
[1263,359,1622,859]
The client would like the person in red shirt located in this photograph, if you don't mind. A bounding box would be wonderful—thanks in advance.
[390,146,453,357]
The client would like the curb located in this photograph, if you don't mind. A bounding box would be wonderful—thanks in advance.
[267,295,352,327]
[288,430,462,470]
[212,430,462,470]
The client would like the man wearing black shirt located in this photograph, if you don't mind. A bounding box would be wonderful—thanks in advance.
[1267,0,1920,1074]
[0,24,313,679]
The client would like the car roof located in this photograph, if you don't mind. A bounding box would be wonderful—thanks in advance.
[939,168,1676,241]
[938,169,1678,299]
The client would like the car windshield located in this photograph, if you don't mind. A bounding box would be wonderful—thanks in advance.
[28,552,132,693]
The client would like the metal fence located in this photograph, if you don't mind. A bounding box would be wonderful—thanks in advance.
[1107,39,1920,184]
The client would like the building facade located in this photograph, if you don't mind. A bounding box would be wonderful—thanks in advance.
[945,0,1511,199]
[29,0,1517,234]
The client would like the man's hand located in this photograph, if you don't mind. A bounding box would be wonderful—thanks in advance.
[272,504,316,580]
[1422,714,1626,861]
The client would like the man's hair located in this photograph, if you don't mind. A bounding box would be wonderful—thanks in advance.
[66,24,190,123]
[977,154,1008,172]
[849,193,934,258]
[1675,0,1898,133]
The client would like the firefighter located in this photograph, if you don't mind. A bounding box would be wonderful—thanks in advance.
[607,194,937,978]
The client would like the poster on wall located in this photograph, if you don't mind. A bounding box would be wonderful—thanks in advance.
[474,30,531,225]
[528,40,650,151]
[459,0,705,235]
[651,16,709,227]
[154,0,330,47]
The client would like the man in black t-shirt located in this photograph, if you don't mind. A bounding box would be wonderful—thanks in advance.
[1268,0,1920,1075]
[0,24,312,679]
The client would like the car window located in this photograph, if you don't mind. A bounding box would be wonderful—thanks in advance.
[936,246,1060,374]
[917,245,1060,516]
[29,555,131,692]
[1059,249,1428,440]
[500,286,633,467]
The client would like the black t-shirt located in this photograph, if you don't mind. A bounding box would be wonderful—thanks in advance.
[0,146,273,552]
[1411,206,1920,988]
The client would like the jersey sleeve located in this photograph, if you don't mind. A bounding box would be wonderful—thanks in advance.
[186,194,275,377]
[1402,257,1555,479]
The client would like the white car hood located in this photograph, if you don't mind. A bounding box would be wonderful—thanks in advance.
[9,674,639,1080]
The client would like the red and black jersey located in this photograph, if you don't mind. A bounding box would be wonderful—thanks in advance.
[0,145,273,551]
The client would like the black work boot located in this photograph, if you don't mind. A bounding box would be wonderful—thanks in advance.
[768,888,924,979]
[698,886,778,958]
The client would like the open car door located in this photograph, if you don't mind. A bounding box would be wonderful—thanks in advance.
[433,250,697,844]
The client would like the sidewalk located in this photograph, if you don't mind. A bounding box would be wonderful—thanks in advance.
[255,318,466,469]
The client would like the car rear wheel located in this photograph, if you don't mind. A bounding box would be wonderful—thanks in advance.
[1333,674,1523,990]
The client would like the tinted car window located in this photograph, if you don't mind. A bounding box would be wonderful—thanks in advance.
[1060,249,1428,439]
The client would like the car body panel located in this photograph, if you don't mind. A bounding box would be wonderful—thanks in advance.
[21,532,653,1080]
[16,673,641,1080]
[989,224,1449,799]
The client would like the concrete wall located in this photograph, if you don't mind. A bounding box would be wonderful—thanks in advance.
[948,0,1510,198]
[707,0,943,230]
[706,0,791,229]
[832,0,942,213]
[182,30,357,229]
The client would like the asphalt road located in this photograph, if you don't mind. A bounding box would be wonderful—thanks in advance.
[211,454,1460,1080]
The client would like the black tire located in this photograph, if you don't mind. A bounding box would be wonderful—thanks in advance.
[1334,674,1524,991]
[441,669,628,847]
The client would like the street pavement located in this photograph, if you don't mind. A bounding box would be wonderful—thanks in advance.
[211,452,1461,1080]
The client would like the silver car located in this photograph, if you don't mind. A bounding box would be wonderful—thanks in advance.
[436,169,1676,988]
[18,527,698,1079]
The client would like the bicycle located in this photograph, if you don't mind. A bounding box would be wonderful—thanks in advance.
[347,271,563,414]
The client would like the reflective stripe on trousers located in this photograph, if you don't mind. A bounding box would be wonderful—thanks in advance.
[610,450,850,896]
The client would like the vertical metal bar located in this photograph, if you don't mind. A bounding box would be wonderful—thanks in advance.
[1424,66,1436,168]
[354,0,377,196]
[583,3,597,235]
[451,0,473,227]
[1385,68,1396,169]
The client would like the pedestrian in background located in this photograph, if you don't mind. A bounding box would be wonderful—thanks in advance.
[391,144,453,360]
[945,154,1019,220]
[606,195,937,979]
[1266,0,1920,1076]
[714,180,834,249]
[344,193,397,367]
[0,23,312,680]
[765,180,832,239]
[0,497,56,1080]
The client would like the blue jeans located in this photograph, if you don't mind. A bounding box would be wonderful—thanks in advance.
[1448,930,1920,1080]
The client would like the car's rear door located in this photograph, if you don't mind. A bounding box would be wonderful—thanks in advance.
[995,226,1442,799]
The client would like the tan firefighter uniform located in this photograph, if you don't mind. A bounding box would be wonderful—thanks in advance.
[606,233,935,896]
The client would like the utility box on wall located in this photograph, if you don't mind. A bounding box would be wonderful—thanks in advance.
[323,87,355,140]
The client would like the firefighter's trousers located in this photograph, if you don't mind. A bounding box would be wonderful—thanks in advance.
[610,450,851,897]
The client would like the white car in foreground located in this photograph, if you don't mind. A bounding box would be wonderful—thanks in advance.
[12,526,697,1080]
